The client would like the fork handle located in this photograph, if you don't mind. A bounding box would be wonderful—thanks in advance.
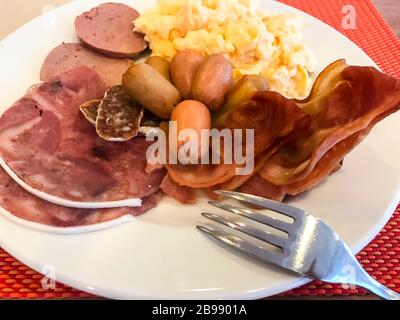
[357,271,400,300]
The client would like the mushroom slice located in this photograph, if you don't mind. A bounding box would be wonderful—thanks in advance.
[96,85,144,142]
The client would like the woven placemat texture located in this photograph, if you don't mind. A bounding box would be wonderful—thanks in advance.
[0,0,399,299]
[278,0,400,297]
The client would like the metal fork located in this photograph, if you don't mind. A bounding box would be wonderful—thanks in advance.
[198,190,400,300]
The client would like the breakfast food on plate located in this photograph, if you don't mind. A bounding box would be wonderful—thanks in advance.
[145,56,172,81]
[122,63,182,119]
[0,67,165,204]
[192,54,233,111]
[212,74,269,127]
[0,168,161,227]
[80,99,162,133]
[75,2,147,59]
[79,99,102,126]
[96,86,144,142]
[171,50,205,99]
[171,100,212,160]
[1,2,400,229]
[166,60,400,202]
[135,0,316,98]
[160,174,197,204]
[40,43,133,87]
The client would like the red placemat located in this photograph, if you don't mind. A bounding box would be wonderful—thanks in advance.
[0,0,399,299]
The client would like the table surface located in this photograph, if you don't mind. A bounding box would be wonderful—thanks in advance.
[0,0,398,301]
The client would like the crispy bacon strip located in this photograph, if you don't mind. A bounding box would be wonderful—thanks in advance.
[224,91,310,156]
[260,61,400,186]
[167,92,308,189]
[207,146,281,198]
[282,127,371,196]
[167,163,238,189]
[239,174,286,202]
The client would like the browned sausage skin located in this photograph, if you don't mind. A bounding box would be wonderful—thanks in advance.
[192,54,233,112]
[171,50,205,99]
[122,64,181,119]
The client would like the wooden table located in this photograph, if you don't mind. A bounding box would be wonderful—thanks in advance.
[0,0,398,301]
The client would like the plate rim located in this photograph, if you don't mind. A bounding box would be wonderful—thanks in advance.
[0,0,398,300]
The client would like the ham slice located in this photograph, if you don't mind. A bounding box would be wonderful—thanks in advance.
[0,167,161,227]
[0,66,166,203]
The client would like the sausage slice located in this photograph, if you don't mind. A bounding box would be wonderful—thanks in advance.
[75,3,148,59]
[40,43,132,87]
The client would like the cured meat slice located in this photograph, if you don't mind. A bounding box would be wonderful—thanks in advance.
[96,85,144,142]
[160,174,197,204]
[167,92,309,189]
[222,91,310,156]
[80,100,161,131]
[75,3,147,59]
[40,43,132,87]
[0,66,166,203]
[259,61,400,186]
[167,163,238,189]
[166,60,400,203]
[207,149,279,198]
[282,128,370,196]
[239,174,286,202]
[0,167,161,227]
[80,99,101,125]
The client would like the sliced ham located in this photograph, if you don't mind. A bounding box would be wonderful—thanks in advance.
[0,167,161,227]
[75,3,147,59]
[0,66,166,203]
[40,43,132,87]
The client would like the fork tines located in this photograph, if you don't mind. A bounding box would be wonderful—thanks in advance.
[197,191,308,265]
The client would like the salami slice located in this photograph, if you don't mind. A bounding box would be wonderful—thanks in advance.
[96,86,144,142]
[80,99,101,125]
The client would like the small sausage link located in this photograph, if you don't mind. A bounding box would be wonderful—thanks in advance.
[171,50,204,99]
[192,54,233,112]
[171,100,211,163]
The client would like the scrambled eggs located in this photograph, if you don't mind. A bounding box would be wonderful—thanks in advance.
[135,0,316,98]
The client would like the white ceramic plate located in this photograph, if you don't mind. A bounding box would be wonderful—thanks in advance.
[0,0,399,300]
